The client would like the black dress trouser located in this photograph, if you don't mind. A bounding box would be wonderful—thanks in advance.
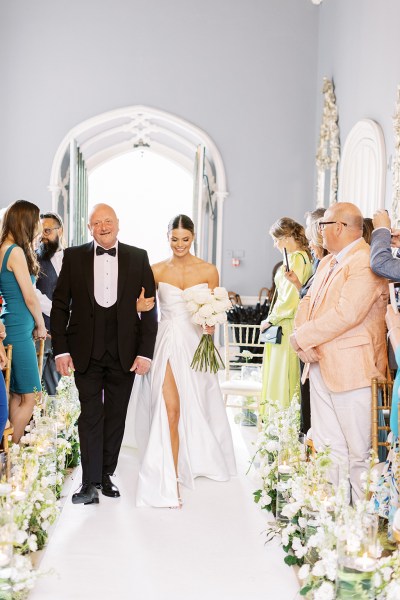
[74,352,135,483]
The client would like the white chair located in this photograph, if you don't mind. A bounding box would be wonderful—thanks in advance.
[219,323,264,412]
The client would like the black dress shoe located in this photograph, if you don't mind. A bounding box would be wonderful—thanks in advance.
[72,483,99,505]
[101,474,120,498]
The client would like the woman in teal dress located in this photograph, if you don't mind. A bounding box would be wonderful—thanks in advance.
[260,217,312,414]
[0,200,46,442]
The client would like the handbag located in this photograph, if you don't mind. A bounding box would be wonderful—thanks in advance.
[259,324,283,344]
[259,288,282,344]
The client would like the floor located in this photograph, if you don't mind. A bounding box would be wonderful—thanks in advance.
[29,413,300,600]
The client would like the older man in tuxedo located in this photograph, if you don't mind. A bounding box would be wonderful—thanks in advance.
[290,202,388,502]
[51,204,157,505]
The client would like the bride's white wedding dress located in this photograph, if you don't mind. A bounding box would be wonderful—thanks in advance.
[125,282,236,507]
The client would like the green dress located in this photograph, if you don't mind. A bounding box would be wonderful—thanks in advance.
[0,245,41,394]
[260,251,312,413]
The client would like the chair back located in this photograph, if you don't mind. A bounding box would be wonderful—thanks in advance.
[2,345,12,398]
[223,322,264,378]
[36,338,45,379]
[371,377,393,460]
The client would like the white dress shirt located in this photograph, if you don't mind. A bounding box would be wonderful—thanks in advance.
[94,241,118,307]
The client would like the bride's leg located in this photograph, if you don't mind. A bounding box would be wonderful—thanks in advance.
[162,361,181,501]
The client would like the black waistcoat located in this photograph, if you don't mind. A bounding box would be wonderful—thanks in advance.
[92,300,118,361]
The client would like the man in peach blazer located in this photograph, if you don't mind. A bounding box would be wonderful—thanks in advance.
[291,202,388,502]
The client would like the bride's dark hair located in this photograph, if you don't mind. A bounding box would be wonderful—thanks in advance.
[167,214,195,236]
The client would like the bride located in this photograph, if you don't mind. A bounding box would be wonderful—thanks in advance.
[129,214,236,508]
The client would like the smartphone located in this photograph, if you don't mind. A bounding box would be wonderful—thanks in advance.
[389,282,400,313]
[283,247,289,272]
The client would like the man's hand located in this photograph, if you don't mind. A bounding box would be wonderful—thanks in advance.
[130,357,151,376]
[290,333,300,351]
[373,209,391,230]
[297,347,320,364]
[55,355,75,377]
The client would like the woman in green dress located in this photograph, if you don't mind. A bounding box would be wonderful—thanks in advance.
[0,200,46,442]
[260,217,312,414]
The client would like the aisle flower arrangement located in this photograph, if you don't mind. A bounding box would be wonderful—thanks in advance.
[0,376,80,599]
[252,399,400,599]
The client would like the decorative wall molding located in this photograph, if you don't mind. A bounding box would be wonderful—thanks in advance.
[316,78,340,207]
[338,119,386,216]
[392,85,400,223]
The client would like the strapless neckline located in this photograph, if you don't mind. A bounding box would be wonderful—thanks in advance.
[158,282,207,292]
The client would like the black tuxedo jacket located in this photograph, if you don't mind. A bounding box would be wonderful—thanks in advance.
[50,241,158,373]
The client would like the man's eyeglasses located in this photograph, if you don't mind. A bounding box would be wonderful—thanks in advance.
[318,221,348,231]
[42,227,61,236]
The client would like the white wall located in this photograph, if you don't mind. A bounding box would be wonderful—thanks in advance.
[0,0,319,293]
[316,0,400,210]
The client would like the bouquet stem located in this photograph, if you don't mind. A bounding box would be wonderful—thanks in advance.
[190,334,225,373]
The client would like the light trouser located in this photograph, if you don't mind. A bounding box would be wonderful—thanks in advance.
[309,363,371,503]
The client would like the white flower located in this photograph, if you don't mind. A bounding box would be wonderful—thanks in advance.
[186,300,199,314]
[313,581,335,600]
[214,312,227,324]
[213,287,229,299]
[198,304,214,318]
[265,441,279,453]
[311,560,326,577]
[205,315,217,327]
[298,563,310,580]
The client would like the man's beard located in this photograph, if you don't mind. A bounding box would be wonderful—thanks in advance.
[37,238,60,260]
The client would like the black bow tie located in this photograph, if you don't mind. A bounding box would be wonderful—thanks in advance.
[96,246,116,257]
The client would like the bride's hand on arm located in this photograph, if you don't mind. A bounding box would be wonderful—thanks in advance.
[136,287,155,312]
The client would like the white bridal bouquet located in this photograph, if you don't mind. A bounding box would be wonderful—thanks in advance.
[182,286,232,373]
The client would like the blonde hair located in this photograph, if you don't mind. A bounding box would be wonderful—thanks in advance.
[269,217,312,260]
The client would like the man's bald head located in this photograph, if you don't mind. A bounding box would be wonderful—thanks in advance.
[321,202,364,254]
[88,203,119,249]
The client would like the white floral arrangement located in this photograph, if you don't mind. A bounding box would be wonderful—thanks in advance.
[182,286,232,373]
[0,375,81,597]
[253,398,400,599]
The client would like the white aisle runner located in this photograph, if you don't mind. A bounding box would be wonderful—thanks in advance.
[29,424,299,600]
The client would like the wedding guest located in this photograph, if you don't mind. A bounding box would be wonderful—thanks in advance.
[35,212,65,395]
[0,321,8,440]
[127,214,236,508]
[291,202,388,502]
[284,208,327,434]
[0,200,46,442]
[363,217,374,244]
[370,208,400,280]
[260,218,312,414]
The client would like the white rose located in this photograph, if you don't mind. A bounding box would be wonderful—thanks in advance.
[198,304,214,318]
[186,300,199,314]
[205,315,217,327]
[214,312,227,324]
[213,287,228,299]
[192,313,205,326]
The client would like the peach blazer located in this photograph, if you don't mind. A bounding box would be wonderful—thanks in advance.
[295,238,388,393]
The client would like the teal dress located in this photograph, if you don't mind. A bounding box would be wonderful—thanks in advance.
[0,245,41,394]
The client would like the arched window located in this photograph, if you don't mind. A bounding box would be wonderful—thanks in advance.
[49,106,228,271]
